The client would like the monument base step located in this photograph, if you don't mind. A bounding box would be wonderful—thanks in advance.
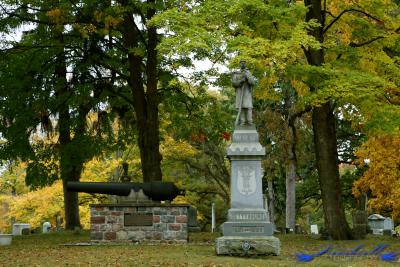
[221,221,273,236]
[215,236,280,256]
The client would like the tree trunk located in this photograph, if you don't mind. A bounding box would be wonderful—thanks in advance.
[142,0,162,182]
[60,166,81,230]
[285,159,296,230]
[136,93,163,182]
[312,103,352,239]
[55,32,81,230]
[119,1,163,182]
[284,88,298,231]
[304,0,352,239]
[267,179,276,228]
[57,74,82,230]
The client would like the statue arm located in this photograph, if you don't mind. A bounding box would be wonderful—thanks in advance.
[245,70,256,86]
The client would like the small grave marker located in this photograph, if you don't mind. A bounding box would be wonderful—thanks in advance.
[310,224,318,235]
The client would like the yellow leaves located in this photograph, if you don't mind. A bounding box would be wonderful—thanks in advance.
[80,24,97,38]
[6,181,64,229]
[171,195,187,204]
[94,10,123,35]
[1,179,99,230]
[104,15,123,30]
[161,136,197,160]
[75,13,123,38]
[337,23,353,45]
[46,8,66,25]
[81,157,120,182]
[254,76,277,100]
[353,133,400,218]
[81,156,138,182]
[0,195,11,232]
[291,79,309,96]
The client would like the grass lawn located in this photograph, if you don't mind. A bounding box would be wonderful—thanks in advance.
[0,231,399,266]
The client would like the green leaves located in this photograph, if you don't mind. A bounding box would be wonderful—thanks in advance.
[25,162,58,189]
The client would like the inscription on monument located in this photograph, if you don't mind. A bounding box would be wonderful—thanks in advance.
[124,213,153,226]
[233,226,264,234]
[237,166,256,196]
[233,133,258,142]
[233,213,267,221]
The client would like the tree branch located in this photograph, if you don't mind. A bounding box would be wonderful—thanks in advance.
[105,86,135,107]
[324,10,336,19]
[323,9,383,34]
[383,94,400,105]
[288,105,312,125]
[349,36,385,47]
[0,5,54,26]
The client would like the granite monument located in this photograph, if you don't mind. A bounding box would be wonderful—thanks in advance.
[215,61,281,256]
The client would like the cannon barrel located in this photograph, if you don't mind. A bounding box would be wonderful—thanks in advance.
[66,181,184,201]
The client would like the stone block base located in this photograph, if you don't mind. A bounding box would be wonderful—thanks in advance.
[90,203,189,243]
[216,236,280,256]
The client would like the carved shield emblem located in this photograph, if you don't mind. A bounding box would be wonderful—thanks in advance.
[237,166,256,196]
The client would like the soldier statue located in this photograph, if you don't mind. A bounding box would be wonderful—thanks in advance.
[231,60,256,126]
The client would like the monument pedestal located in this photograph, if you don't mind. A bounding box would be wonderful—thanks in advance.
[216,126,280,255]
[216,236,281,256]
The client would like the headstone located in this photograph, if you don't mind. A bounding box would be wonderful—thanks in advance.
[310,224,318,235]
[12,223,30,236]
[352,210,367,239]
[42,222,51,233]
[295,224,301,234]
[215,125,280,255]
[187,206,201,232]
[120,162,131,182]
[56,212,63,231]
[368,214,393,235]
[0,234,12,246]
[383,217,393,231]
[21,228,30,235]
[383,217,394,236]
[319,227,331,240]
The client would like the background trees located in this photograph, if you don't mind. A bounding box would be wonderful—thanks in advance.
[0,0,399,238]
[0,0,175,229]
[153,0,400,239]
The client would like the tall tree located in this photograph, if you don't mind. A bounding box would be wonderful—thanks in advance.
[0,1,114,229]
[301,0,400,239]
[153,0,400,239]
[302,0,352,239]
[116,0,163,181]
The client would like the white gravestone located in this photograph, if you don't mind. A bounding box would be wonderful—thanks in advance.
[42,222,51,233]
[0,234,12,246]
[12,223,30,235]
[383,218,393,231]
[310,224,319,234]
[368,214,394,235]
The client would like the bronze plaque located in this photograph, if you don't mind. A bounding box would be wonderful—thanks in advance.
[124,213,153,226]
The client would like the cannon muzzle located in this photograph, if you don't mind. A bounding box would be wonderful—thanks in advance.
[66,181,184,201]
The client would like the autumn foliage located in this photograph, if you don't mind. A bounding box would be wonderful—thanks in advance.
[353,134,400,218]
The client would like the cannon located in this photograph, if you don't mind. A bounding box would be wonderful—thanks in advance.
[66,181,185,201]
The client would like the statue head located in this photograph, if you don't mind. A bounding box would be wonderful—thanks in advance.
[239,60,246,70]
